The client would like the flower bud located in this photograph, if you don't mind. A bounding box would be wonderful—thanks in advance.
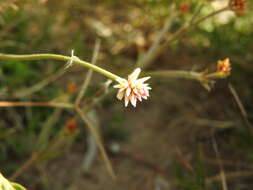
[65,119,77,134]
[229,0,247,16]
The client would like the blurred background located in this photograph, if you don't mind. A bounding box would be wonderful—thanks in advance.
[0,0,253,189]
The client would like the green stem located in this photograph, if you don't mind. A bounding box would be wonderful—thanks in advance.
[145,70,204,81]
[0,53,121,81]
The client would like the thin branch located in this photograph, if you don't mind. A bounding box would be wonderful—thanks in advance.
[145,70,203,81]
[175,146,194,173]
[189,1,205,25]
[228,83,248,118]
[138,6,230,69]
[0,101,74,109]
[212,137,228,190]
[136,4,177,67]
[13,67,67,98]
[75,106,116,180]
[228,83,252,130]
[0,53,120,80]
[10,153,39,180]
[206,170,253,185]
[81,110,99,173]
[75,39,101,105]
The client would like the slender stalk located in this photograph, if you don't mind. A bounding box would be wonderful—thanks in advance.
[136,4,177,67]
[212,137,228,190]
[75,39,101,105]
[0,101,74,109]
[145,70,204,81]
[138,6,230,69]
[75,107,116,180]
[14,67,67,98]
[10,153,39,180]
[0,53,120,80]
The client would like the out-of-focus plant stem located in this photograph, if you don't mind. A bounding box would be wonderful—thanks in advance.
[138,6,230,69]
[10,153,39,180]
[75,39,101,105]
[146,70,230,81]
[0,101,74,109]
[145,70,203,81]
[0,53,121,81]
[75,107,116,180]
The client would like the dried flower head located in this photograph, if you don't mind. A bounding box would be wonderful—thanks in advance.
[217,58,231,74]
[179,2,191,13]
[229,0,247,15]
[65,119,77,134]
[67,82,77,94]
[114,68,151,107]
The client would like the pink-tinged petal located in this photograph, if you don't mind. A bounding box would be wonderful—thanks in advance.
[126,87,131,97]
[137,94,142,101]
[130,95,137,107]
[136,76,150,83]
[114,67,151,107]
[133,88,138,94]
[128,68,141,81]
[142,96,148,100]
[124,96,130,107]
[138,89,145,95]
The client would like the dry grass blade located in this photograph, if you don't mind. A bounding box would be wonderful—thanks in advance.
[228,83,252,131]
[10,153,39,180]
[13,67,67,98]
[137,3,177,68]
[75,39,101,105]
[75,107,116,180]
[212,137,228,190]
[206,170,253,185]
[139,6,230,69]
[228,83,248,118]
[0,101,73,109]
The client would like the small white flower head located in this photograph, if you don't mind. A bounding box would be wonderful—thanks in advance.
[113,68,151,107]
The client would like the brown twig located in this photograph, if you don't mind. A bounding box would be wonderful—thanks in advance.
[206,170,253,185]
[13,67,67,98]
[212,137,228,190]
[136,3,177,67]
[228,83,253,136]
[75,39,101,105]
[10,153,39,180]
[75,106,116,180]
[0,101,73,109]
[138,6,230,69]
[175,146,194,173]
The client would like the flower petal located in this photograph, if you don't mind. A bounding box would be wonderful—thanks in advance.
[130,95,137,107]
[116,90,124,100]
[136,76,150,84]
[124,96,130,107]
[116,77,127,84]
[126,87,131,97]
[128,68,141,81]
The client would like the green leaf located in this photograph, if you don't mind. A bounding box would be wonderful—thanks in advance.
[0,173,26,190]
[10,183,26,190]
